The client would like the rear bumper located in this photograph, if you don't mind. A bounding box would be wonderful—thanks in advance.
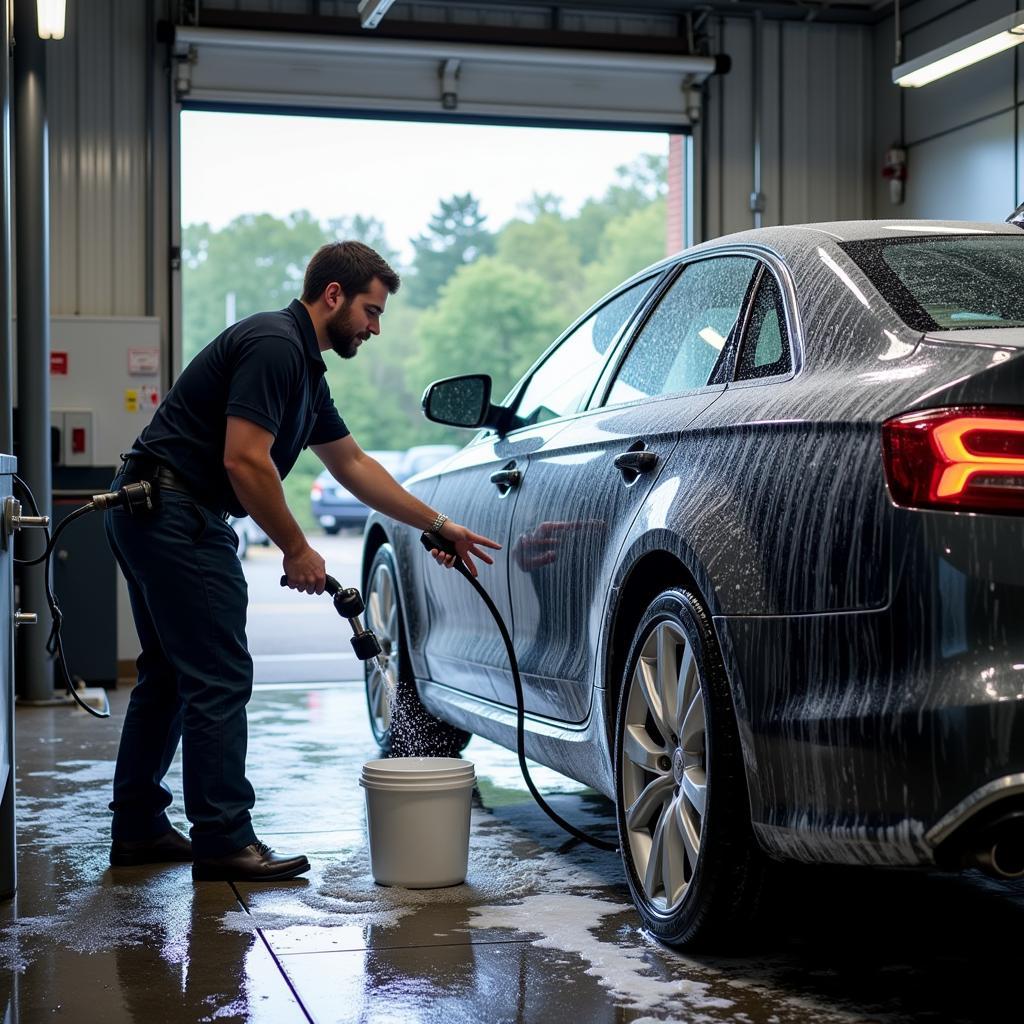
[718,507,1024,867]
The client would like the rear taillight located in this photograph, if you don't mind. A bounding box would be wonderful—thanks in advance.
[310,484,323,500]
[883,407,1024,513]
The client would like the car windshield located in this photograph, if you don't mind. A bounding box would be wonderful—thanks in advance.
[839,234,1024,332]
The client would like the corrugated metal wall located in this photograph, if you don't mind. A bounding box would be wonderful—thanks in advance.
[873,0,1022,221]
[47,0,151,316]
[701,17,874,238]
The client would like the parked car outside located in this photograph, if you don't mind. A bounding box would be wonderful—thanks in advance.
[228,515,270,560]
[311,450,406,534]
[401,444,459,481]
[361,219,1024,949]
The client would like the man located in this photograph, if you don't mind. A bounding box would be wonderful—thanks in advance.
[105,241,499,882]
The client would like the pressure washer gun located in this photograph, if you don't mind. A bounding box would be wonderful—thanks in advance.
[279,574,382,663]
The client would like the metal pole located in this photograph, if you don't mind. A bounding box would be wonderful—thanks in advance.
[751,11,764,229]
[13,0,54,702]
[0,0,13,904]
[0,0,12,456]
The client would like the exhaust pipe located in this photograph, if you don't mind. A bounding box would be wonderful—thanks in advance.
[967,811,1024,879]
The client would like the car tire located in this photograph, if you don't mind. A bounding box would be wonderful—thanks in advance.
[364,544,471,757]
[324,524,341,536]
[614,588,765,950]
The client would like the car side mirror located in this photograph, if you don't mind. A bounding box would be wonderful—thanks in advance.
[421,374,509,433]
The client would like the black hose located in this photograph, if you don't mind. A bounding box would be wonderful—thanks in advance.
[12,475,110,719]
[421,532,617,853]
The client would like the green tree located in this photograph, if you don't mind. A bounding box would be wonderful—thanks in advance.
[496,214,584,314]
[580,198,667,306]
[413,256,566,405]
[326,214,400,268]
[567,153,668,264]
[405,193,494,307]
[519,191,564,218]
[182,210,328,364]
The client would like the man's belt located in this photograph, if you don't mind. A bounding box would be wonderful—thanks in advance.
[120,454,230,521]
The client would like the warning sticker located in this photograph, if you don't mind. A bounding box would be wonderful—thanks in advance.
[124,389,139,413]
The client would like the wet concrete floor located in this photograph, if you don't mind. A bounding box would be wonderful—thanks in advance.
[1,680,1022,1023]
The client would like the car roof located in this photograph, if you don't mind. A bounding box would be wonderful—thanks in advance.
[711,219,1021,245]
[610,219,1023,294]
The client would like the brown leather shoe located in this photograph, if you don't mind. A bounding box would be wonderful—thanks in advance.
[192,841,310,882]
[110,827,193,866]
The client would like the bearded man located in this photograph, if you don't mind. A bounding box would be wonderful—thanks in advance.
[105,241,498,881]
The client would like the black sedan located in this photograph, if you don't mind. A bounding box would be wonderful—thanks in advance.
[361,220,1024,948]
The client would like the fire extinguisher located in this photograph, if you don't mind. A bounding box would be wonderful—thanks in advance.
[882,145,907,205]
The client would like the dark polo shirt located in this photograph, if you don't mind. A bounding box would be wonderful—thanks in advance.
[134,299,349,517]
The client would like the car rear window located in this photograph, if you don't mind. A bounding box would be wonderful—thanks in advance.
[839,235,1024,332]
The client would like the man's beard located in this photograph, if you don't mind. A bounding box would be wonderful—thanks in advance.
[325,303,366,359]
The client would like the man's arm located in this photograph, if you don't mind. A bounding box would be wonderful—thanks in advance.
[224,416,326,593]
[311,435,500,576]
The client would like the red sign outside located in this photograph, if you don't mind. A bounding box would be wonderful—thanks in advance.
[50,351,68,375]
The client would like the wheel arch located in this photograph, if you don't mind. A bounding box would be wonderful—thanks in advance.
[603,535,760,820]
[361,521,391,594]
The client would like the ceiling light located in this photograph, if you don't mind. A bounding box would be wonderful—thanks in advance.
[893,11,1024,87]
[358,0,397,30]
[37,0,65,40]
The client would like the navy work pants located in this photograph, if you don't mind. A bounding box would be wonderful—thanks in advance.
[104,479,258,858]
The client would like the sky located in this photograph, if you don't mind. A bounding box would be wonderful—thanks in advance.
[181,111,667,262]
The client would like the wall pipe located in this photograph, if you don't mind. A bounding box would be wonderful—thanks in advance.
[751,10,764,229]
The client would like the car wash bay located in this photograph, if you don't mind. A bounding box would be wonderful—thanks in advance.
[4,541,1024,1022]
[3,0,1024,1021]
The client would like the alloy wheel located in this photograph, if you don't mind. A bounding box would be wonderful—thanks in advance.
[621,619,707,914]
[364,559,398,737]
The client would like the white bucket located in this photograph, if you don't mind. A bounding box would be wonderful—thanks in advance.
[360,757,475,888]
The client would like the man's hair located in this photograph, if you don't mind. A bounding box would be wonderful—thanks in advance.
[301,241,400,303]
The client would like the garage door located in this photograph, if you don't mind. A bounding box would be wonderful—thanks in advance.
[173,27,717,130]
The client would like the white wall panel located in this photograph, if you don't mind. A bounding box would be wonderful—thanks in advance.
[701,17,871,241]
[903,111,1016,219]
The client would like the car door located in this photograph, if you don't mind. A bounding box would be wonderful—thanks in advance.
[420,280,651,703]
[503,254,760,722]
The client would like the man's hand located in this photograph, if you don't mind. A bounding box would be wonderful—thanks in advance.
[428,520,501,578]
[282,543,327,595]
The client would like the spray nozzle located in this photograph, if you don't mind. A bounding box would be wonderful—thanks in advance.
[279,573,381,661]
[91,481,154,514]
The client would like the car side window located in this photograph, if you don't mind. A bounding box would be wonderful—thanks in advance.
[605,256,755,405]
[735,270,791,380]
[512,279,652,428]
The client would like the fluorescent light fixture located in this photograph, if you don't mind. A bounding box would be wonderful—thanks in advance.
[893,11,1024,87]
[37,0,65,39]
[358,0,397,30]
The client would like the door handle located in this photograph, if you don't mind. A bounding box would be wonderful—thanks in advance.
[613,450,658,476]
[489,468,521,491]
